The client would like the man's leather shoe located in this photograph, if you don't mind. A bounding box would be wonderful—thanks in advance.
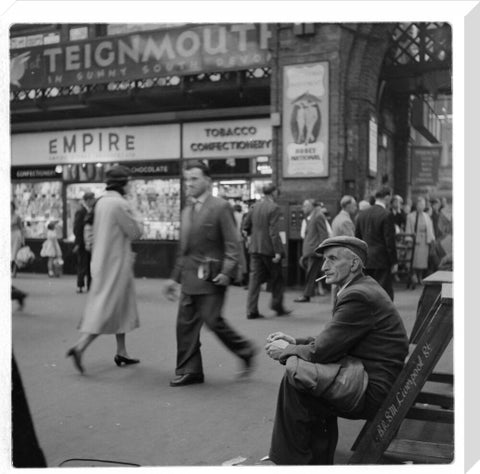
[272,307,292,316]
[294,296,310,303]
[169,373,204,387]
[247,312,265,319]
[238,346,259,378]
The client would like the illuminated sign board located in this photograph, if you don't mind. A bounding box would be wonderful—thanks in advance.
[183,118,272,158]
[10,23,272,89]
[11,124,180,165]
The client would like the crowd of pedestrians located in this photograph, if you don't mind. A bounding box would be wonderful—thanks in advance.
[13,160,453,466]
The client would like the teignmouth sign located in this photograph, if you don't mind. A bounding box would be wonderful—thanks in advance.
[10,23,272,89]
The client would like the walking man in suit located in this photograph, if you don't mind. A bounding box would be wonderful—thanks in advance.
[164,161,257,387]
[331,195,357,237]
[355,186,398,300]
[242,183,290,319]
[294,199,330,303]
[73,191,96,293]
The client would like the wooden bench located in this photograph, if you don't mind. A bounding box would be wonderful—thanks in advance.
[410,271,453,344]
[348,281,453,464]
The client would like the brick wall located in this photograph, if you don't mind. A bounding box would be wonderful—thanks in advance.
[271,23,397,216]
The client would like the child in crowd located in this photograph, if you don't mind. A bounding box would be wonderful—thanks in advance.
[40,221,63,277]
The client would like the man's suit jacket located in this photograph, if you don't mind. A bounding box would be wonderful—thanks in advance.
[278,274,409,416]
[355,204,397,269]
[331,209,355,237]
[302,207,329,257]
[171,194,239,295]
[242,198,284,256]
[73,204,88,250]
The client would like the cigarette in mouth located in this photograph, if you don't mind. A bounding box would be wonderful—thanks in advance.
[315,275,327,282]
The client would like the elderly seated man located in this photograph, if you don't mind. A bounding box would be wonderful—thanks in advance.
[265,236,409,465]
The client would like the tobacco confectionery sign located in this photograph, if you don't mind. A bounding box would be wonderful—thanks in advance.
[282,62,329,178]
[182,118,272,159]
[10,24,272,89]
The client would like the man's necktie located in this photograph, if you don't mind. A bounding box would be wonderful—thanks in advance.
[190,199,202,226]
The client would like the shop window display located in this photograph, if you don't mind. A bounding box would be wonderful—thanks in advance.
[65,179,180,241]
[251,179,272,200]
[213,180,251,202]
[127,178,180,240]
[12,182,63,239]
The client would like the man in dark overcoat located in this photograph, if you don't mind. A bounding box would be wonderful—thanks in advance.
[355,186,398,300]
[294,199,330,302]
[73,191,96,293]
[242,183,290,319]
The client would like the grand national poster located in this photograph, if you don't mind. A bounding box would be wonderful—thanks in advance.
[282,62,329,178]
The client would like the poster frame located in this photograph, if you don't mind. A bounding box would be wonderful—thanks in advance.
[282,60,330,179]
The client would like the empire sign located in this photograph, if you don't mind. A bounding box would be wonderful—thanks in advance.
[10,23,272,89]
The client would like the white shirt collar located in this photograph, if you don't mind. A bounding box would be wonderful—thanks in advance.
[375,200,386,209]
[336,279,352,297]
[194,190,210,205]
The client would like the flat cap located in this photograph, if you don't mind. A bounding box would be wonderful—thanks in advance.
[105,165,131,184]
[315,236,368,265]
[83,191,95,200]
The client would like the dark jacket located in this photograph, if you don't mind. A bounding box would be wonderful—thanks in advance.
[355,204,398,269]
[391,209,407,232]
[279,274,409,417]
[242,198,284,256]
[73,204,88,250]
[171,194,239,295]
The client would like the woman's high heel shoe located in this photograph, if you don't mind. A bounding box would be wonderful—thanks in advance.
[114,355,140,367]
[66,348,84,374]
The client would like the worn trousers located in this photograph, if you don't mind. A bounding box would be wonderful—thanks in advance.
[269,374,339,465]
[175,291,254,375]
[246,253,285,314]
[303,256,324,298]
[76,249,92,290]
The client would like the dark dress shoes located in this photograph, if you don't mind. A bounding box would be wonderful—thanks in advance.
[169,373,204,387]
[17,294,26,310]
[294,296,310,303]
[238,346,259,378]
[272,306,292,316]
[247,312,265,319]
[114,355,140,367]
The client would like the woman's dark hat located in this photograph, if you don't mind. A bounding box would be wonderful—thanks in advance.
[105,165,131,185]
[315,236,368,265]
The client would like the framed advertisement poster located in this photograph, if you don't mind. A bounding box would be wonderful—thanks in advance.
[411,146,441,187]
[282,62,329,178]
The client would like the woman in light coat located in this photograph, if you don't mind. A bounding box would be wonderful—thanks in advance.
[67,165,143,374]
[405,196,435,284]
